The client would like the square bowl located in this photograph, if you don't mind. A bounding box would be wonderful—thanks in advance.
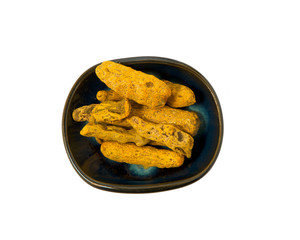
[62,56,223,193]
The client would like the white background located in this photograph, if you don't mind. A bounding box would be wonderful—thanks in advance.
[1,1,299,239]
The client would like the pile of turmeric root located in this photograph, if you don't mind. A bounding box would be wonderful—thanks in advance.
[72,61,200,168]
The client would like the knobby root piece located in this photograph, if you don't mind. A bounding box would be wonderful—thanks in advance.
[89,98,131,123]
[128,116,194,158]
[72,104,98,122]
[163,80,196,108]
[130,105,200,136]
[98,118,132,128]
[101,142,184,168]
[96,80,197,108]
[96,90,123,102]
[73,90,199,137]
[95,61,171,108]
[80,122,150,147]
[90,102,144,128]
[90,103,200,135]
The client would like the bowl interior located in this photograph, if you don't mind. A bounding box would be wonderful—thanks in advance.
[63,57,223,192]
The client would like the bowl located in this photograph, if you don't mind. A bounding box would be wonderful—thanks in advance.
[62,56,223,193]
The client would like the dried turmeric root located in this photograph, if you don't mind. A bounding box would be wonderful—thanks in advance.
[89,98,131,123]
[95,80,196,108]
[163,80,196,108]
[128,116,194,158]
[101,142,184,168]
[95,61,171,108]
[130,105,200,136]
[72,104,98,122]
[80,122,150,146]
[84,103,200,135]
[96,90,123,102]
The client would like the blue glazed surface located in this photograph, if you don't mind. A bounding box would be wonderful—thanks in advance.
[62,56,223,193]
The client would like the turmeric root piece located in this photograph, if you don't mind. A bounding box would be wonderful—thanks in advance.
[89,99,131,123]
[96,90,123,102]
[128,116,194,158]
[72,101,131,127]
[73,100,200,136]
[95,61,171,108]
[80,122,150,147]
[90,103,200,135]
[91,102,144,128]
[163,80,196,108]
[130,105,200,136]
[96,79,197,108]
[101,142,184,168]
[72,104,98,122]
[99,118,131,128]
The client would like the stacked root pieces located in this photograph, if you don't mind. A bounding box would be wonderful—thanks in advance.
[72,61,200,168]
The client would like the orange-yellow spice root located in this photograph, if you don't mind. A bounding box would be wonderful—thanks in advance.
[96,90,123,102]
[89,99,131,123]
[128,116,194,158]
[163,80,196,108]
[80,122,150,146]
[101,141,184,168]
[72,104,98,122]
[130,105,200,136]
[95,61,171,108]
[91,103,200,135]
[95,79,196,108]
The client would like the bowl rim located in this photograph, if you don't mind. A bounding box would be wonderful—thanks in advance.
[62,56,223,193]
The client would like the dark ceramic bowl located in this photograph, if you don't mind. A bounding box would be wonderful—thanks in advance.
[62,56,223,193]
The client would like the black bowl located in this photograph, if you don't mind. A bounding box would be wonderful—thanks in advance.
[62,56,223,193]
